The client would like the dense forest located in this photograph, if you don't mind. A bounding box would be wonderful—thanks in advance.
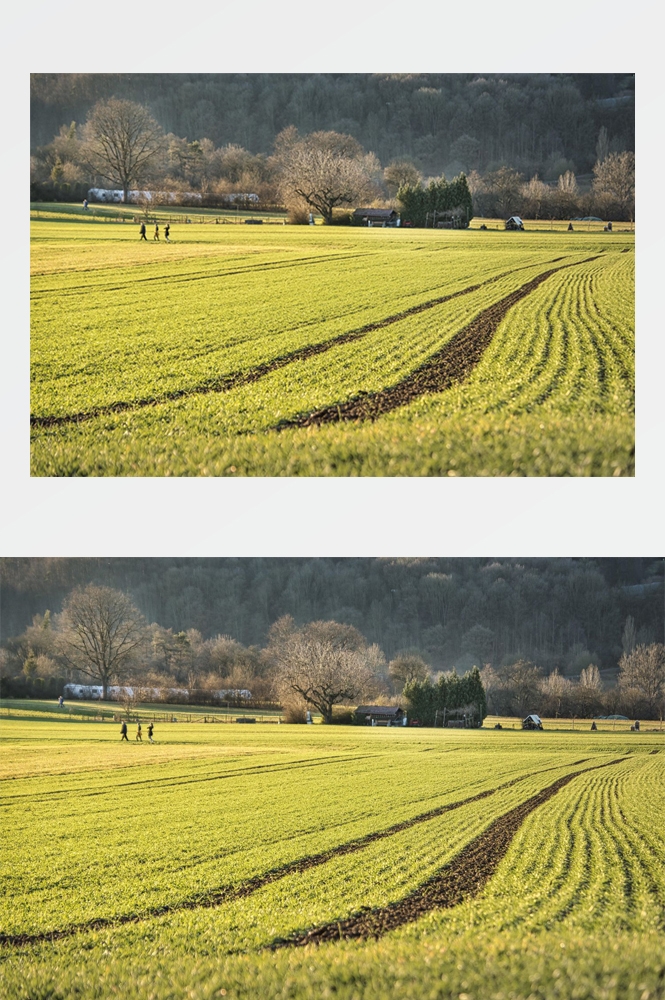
[31,73,634,182]
[1,558,661,677]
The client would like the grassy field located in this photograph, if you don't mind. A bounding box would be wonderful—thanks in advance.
[1,710,663,999]
[30,207,634,476]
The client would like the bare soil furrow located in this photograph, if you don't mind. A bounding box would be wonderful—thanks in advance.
[31,256,576,428]
[270,757,624,948]
[0,763,576,949]
[277,257,600,429]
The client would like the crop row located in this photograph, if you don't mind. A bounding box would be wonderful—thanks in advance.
[0,723,625,937]
[31,224,619,420]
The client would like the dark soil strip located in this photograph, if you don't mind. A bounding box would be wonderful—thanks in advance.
[0,763,580,949]
[31,257,576,430]
[270,756,624,948]
[276,256,600,429]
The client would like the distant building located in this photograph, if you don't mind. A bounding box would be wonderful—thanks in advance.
[355,705,406,726]
[87,188,202,204]
[353,208,400,227]
[505,216,524,231]
[522,714,543,730]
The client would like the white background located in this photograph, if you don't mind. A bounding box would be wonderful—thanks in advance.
[1,0,662,559]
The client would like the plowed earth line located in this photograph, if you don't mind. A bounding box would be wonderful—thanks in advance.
[270,756,625,948]
[30,257,577,429]
[277,256,600,428]
[0,763,590,949]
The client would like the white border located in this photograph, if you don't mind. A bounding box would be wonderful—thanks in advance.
[2,1,662,558]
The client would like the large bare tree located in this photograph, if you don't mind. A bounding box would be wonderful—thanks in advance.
[274,127,380,224]
[83,99,164,203]
[55,585,147,698]
[268,616,383,723]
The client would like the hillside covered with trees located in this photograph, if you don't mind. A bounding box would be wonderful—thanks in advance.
[30,74,635,222]
[31,74,634,180]
[2,557,661,670]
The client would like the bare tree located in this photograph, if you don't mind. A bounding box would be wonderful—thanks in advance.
[83,99,165,203]
[383,159,421,196]
[268,616,383,723]
[619,644,665,716]
[592,151,635,221]
[388,654,429,690]
[55,585,147,698]
[540,669,572,717]
[274,127,380,224]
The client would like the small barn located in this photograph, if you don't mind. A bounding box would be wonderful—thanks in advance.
[353,208,400,227]
[522,714,543,730]
[505,216,525,231]
[355,705,406,726]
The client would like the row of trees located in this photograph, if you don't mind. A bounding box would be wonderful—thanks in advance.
[403,667,487,726]
[468,150,635,222]
[31,98,634,223]
[396,175,474,228]
[481,644,665,720]
[2,584,663,722]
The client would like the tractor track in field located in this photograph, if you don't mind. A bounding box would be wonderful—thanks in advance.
[0,760,603,949]
[269,757,626,948]
[276,256,601,429]
[31,256,584,430]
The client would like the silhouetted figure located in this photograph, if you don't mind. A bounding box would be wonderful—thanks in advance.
[120,721,129,741]
[164,224,170,242]
[139,222,147,241]
[591,720,597,730]
[148,722,154,743]
[153,224,159,241]
[136,721,143,741]
[568,222,574,231]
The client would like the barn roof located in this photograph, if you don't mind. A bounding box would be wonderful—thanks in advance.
[356,705,403,716]
[353,208,398,218]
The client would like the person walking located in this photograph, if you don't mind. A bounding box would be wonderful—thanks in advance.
[164,223,170,243]
[147,721,154,743]
[139,222,147,241]
[120,720,129,741]
[136,721,143,742]
[153,223,160,241]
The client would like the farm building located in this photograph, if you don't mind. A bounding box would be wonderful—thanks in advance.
[505,216,525,231]
[522,714,543,730]
[353,208,400,227]
[355,705,406,726]
[87,188,202,205]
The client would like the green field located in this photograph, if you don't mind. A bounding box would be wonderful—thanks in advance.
[1,712,663,999]
[30,208,634,476]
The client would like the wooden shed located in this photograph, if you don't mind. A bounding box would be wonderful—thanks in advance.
[355,705,406,726]
[522,714,543,730]
[353,208,400,227]
[505,216,525,231]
